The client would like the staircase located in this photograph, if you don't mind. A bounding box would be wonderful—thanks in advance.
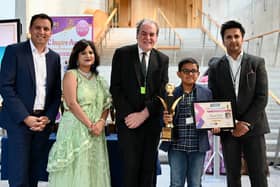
[99,28,280,162]
[99,28,224,66]
[99,28,136,66]
[158,28,224,66]
[266,67,280,163]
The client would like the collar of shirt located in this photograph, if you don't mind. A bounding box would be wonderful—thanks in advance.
[226,51,243,66]
[226,51,243,97]
[182,86,196,101]
[226,51,243,75]
[29,40,49,55]
[138,46,150,63]
[173,83,197,98]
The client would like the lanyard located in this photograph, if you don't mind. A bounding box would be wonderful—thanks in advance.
[229,64,241,91]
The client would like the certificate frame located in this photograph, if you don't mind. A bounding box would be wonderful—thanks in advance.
[0,19,21,46]
[192,100,235,130]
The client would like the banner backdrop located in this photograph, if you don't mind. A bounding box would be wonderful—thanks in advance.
[48,15,93,78]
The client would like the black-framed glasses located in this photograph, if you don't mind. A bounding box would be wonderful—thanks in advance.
[180,69,199,74]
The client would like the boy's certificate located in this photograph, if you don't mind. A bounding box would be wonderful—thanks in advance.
[193,101,235,129]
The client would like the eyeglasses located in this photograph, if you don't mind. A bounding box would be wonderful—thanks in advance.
[180,69,199,74]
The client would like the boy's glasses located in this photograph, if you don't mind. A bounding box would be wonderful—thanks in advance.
[180,69,199,75]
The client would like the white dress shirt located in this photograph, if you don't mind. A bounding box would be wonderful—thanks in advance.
[226,51,243,98]
[30,40,49,110]
[138,46,150,72]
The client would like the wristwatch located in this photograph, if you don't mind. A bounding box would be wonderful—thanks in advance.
[243,122,252,130]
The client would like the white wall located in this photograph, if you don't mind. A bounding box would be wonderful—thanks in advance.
[1,0,106,41]
[27,0,105,23]
[0,0,15,18]
[25,0,105,39]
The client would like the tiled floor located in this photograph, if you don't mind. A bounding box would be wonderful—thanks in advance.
[156,165,280,187]
[0,165,279,187]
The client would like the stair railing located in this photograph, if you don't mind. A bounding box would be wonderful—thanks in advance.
[153,8,183,63]
[248,32,280,166]
[197,9,226,66]
[94,8,118,54]
[244,29,280,67]
[198,9,280,67]
[269,90,280,105]
[198,10,280,97]
[269,90,280,169]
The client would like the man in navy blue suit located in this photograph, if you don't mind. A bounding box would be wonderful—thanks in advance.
[0,13,61,187]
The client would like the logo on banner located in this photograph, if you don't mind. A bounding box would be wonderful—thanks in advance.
[76,20,89,37]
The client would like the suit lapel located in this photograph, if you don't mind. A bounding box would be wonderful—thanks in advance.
[220,56,233,86]
[237,54,250,102]
[46,52,52,94]
[196,85,204,101]
[239,54,250,87]
[132,45,142,86]
[220,56,237,97]
[25,41,36,85]
[146,49,158,86]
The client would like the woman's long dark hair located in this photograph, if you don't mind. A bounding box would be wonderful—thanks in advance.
[67,39,100,75]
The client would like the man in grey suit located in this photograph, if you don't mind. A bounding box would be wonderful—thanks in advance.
[110,19,169,187]
[208,20,269,187]
[0,13,61,187]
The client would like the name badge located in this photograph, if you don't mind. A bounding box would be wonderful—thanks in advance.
[186,117,194,124]
[140,86,146,94]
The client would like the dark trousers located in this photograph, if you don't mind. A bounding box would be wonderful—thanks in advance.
[7,122,51,187]
[221,133,268,187]
[118,124,160,187]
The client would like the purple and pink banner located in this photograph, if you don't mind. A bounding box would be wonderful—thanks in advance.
[48,15,93,77]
